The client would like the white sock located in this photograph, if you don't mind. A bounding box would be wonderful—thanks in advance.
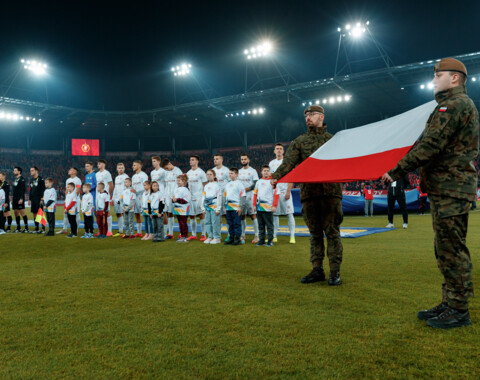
[190,219,197,236]
[287,214,296,238]
[200,218,206,235]
[63,214,68,230]
[253,218,259,237]
[273,216,279,238]
[107,215,113,233]
[118,216,124,233]
[164,223,168,238]
[136,222,142,234]
[241,219,246,237]
[168,217,174,235]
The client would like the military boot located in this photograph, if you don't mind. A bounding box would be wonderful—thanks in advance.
[224,236,234,245]
[426,307,471,329]
[300,267,326,284]
[232,236,242,246]
[417,302,448,321]
[328,271,341,286]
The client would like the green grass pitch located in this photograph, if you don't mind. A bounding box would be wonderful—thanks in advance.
[0,210,479,378]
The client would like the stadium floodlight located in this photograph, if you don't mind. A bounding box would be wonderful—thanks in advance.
[21,58,48,76]
[472,77,477,82]
[337,21,367,38]
[225,107,266,118]
[171,63,192,76]
[302,95,352,107]
[244,41,273,60]
[0,111,42,122]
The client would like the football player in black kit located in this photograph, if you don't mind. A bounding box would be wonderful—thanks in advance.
[0,171,11,232]
[12,167,28,233]
[29,166,46,234]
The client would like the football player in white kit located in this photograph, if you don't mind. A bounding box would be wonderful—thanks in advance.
[150,156,167,238]
[269,143,296,244]
[162,158,183,239]
[131,160,149,237]
[112,163,129,236]
[238,153,260,243]
[186,155,208,241]
[96,159,114,236]
[58,167,82,234]
[212,154,229,207]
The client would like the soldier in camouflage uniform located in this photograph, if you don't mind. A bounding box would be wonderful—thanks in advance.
[383,57,478,329]
[271,105,344,286]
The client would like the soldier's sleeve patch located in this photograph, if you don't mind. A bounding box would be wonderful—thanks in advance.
[439,107,448,112]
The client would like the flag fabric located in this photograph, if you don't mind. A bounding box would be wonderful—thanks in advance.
[35,207,47,226]
[72,139,100,156]
[279,100,437,184]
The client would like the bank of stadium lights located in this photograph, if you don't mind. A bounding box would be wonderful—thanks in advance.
[419,75,479,90]
[0,111,42,123]
[301,95,352,107]
[244,41,272,60]
[20,59,47,76]
[337,21,369,38]
[171,63,192,76]
[225,107,265,118]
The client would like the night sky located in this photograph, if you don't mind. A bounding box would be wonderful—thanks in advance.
[1,0,479,110]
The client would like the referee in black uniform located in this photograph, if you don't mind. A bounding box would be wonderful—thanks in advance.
[12,167,28,233]
[30,166,46,234]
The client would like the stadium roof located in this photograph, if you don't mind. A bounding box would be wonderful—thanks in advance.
[1,51,480,152]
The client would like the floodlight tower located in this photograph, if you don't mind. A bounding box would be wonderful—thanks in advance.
[2,58,49,102]
[171,63,192,106]
[334,21,394,78]
[243,40,296,97]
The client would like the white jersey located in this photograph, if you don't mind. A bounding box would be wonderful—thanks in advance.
[81,193,94,215]
[132,171,149,193]
[96,170,113,195]
[150,168,166,194]
[187,167,207,200]
[121,189,136,211]
[0,189,4,211]
[213,166,230,191]
[66,176,82,202]
[269,158,288,192]
[173,186,191,216]
[149,191,164,215]
[224,180,246,211]
[96,191,110,211]
[113,173,129,202]
[165,166,183,197]
[43,188,57,212]
[238,167,259,193]
[254,179,280,212]
[203,181,222,212]
[65,191,78,215]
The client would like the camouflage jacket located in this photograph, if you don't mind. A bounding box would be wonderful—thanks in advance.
[388,85,479,201]
[272,124,343,201]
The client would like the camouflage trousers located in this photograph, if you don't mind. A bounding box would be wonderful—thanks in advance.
[302,197,343,271]
[430,195,473,310]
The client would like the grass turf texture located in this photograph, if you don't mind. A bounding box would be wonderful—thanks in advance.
[0,211,479,378]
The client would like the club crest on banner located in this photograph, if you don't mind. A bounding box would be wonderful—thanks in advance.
[81,143,91,153]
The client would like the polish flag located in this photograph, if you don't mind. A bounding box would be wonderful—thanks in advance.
[279,101,436,183]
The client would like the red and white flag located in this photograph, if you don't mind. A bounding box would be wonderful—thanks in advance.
[279,100,436,183]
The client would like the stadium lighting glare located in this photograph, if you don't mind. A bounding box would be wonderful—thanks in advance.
[472,77,477,82]
[21,58,48,76]
[303,95,352,107]
[172,63,192,76]
[225,107,266,118]
[338,22,368,38]
[427,83,434,89]
[420,84,425,89]
[244,41,273,60]
[0,111,42,123]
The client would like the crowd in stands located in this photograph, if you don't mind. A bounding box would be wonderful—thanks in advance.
[1,148,479,199]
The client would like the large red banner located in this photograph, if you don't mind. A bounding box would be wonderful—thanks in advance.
[72,139,100,156]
